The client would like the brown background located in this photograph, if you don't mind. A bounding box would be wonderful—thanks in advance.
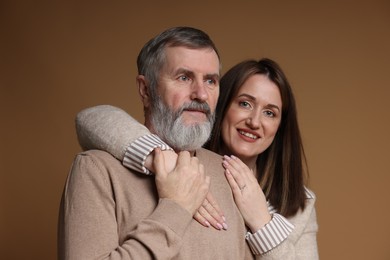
[1,1,389,259]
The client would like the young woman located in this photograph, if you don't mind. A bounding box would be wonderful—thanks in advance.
[76,58,318,258]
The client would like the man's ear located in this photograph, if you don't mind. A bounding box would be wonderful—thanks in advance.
[136,75,151,108]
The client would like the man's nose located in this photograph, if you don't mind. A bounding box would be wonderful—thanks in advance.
[190,80,208,102]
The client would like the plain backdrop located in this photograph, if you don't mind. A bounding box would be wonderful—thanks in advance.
[1,1,389,259]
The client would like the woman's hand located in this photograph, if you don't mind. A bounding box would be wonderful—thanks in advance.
[194,192,227,230]
[222,155,271,233]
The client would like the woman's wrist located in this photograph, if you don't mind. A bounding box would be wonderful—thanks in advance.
[145,150,178,173]
[248,212,272,233]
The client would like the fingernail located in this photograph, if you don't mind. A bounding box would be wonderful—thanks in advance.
[223,155,231,160]
[204,221,211,227]
[216,223,223,230]
[222,216,226,222]
[222,222,228,230]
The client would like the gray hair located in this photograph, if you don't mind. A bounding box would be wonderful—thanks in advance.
[137,26,221,103]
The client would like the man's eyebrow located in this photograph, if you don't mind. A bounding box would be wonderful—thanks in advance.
[174,68,219,77]
[204,73,220,81]
[174,68,193,75]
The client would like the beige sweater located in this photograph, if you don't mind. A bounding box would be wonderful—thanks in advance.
[58,148,254,259]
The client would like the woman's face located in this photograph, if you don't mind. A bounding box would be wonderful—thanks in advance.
[221,74,282,165]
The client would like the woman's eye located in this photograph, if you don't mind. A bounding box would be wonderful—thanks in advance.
[239,101,251,108]
[264,110,275,117]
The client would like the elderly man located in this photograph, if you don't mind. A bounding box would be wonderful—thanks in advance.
[58,27,253,259]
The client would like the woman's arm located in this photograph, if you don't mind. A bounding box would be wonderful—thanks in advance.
[76,105,175,174]
[258,197,319,260]
[77,105,155,161]
[222,156,318,258]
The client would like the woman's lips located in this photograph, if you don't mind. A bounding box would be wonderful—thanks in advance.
[237,129,260,141]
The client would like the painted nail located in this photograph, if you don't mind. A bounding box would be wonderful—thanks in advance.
[222,222,228,230]
[216,223,223,230]
[204,221,211,227]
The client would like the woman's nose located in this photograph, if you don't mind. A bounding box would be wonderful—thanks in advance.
[246,112,261,129]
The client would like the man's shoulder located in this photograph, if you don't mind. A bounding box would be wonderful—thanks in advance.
[74,149,128,173]
[196,148,221,159]
[78,149,120,163]
[195,148,223,169]
[71,149,146,184]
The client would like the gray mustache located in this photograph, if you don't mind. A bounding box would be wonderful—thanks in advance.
[180,102,211,115]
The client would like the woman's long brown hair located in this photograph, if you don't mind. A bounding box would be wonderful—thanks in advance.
[205,58,308,217]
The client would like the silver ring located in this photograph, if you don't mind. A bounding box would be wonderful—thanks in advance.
[240,184,247,191]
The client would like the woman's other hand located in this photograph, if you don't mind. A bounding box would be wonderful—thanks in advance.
[223,155,271,233]
[194,192,227,230]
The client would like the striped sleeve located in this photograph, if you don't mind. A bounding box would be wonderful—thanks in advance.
[245,209,294,255]
[123,134,173,175]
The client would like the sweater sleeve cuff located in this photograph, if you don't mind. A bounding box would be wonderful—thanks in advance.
[245,213,295,255]
[123,134,173,175]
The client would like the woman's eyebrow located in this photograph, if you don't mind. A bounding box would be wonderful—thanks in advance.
[266,104,281,112]
[237,93,256,100]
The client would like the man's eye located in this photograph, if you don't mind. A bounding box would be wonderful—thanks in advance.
[179,75,189,81]
[206,79,216,85]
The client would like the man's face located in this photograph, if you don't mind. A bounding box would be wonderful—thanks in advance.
[157,46,220,126]
[148,46,220,151]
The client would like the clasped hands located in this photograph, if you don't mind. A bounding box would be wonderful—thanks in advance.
[152,149,228,230]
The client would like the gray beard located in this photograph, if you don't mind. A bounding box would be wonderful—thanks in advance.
[150,99,215,151]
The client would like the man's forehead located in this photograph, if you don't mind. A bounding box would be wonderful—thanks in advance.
[164,46,220,73]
